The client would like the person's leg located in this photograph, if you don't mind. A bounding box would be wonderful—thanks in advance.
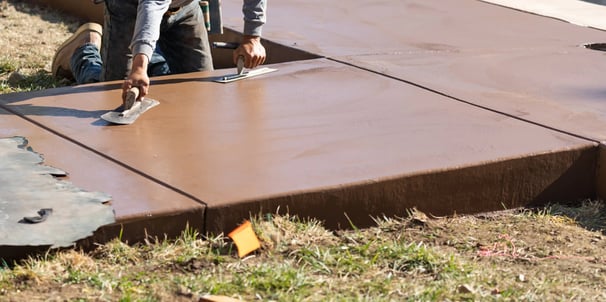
[101,0,138,81]
[158,0,214,74]
[148,45,171,77]
[70,44,103,84]
[51,23,103,83]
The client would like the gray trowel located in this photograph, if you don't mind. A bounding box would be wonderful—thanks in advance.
[211,42,277,83]
[100,87,159,125]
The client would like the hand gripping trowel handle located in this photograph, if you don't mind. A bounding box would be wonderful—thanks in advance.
[121,87,141,117]
[100,86,159,124]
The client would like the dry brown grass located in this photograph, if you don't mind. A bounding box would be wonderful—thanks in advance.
[0,0,80,92]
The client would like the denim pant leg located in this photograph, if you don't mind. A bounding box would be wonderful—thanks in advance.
[158,0,214,74]
[148,46,171,77]
[70,44,102,84]
[102,0,138,81]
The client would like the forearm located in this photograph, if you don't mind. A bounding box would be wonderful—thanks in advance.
[131,53,149,76]
[130,0,171,61]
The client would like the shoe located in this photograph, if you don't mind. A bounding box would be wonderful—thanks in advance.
[51,22,103,80]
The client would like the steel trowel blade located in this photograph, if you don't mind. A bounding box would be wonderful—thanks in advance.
[100,98,159,125]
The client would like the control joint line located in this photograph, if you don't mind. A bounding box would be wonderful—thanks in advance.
[327,57,600,144]
[0,103,208,209]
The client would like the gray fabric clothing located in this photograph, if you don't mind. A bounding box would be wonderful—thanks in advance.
[131,0,266,61]
[101,0,213,81]
[170,0,193,8]
[242,0,266,37]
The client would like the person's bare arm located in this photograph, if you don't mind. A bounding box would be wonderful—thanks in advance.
[121,0,169,103]
[234,0,267,68]
[122,54,150,102]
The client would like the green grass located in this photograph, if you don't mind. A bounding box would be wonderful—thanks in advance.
[0,57,66,94]
[2,205,606,301]
[0,59,17,74]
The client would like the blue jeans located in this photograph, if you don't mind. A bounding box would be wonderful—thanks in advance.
[70,44,171,84]
[71,43,103,84]
[72,0,213,84]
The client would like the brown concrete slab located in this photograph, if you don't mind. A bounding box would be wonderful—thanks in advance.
[0,59,598,232]
[0,106,205,248]
[221,0,606,142]
[27,0,104,23]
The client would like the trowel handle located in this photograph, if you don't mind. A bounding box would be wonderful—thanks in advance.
[126,87,139,101]
[212,42,240,49]
[124,87,139,110]
[237,56,245,75]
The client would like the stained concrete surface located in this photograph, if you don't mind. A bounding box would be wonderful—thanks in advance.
[1,0,604,248]
[28,0,103,24]
[0,106,205,259]
[0,59,598,232]
[225,0,606,142]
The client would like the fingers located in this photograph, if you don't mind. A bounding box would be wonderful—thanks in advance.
[247,52,265,68]
[122,77,149,104]
[233,38,266,69]
[235,50,266,69]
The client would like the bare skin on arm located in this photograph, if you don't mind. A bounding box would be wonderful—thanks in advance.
[122,36,267,103]
[122,54,150,103]
[119,1,267,104]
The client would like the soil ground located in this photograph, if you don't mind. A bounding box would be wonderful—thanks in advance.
[1,1,606,301]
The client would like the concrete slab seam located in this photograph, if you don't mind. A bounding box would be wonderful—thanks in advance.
[325,57,601,145]
[0,102,210,211]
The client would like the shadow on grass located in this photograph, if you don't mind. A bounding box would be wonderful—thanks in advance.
[546,200,606,234]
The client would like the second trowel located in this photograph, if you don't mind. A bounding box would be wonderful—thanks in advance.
[100,87,159,125]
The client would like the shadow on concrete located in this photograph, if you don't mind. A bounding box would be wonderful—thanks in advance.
[0,82,122,104]
[581,0,606,5]
[1,104,107,119]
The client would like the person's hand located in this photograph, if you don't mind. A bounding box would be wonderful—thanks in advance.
[122,54,149,104]
[233,35,266,69]
[122,70,149,104]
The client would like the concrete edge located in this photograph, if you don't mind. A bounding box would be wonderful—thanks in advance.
[205,144,599,233]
